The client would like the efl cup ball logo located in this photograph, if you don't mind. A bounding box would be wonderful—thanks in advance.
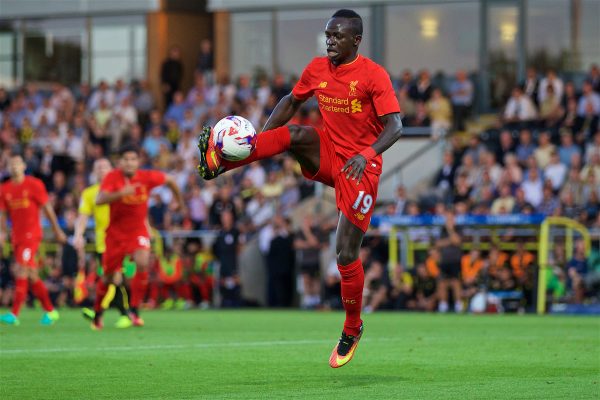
[212,116,257,161]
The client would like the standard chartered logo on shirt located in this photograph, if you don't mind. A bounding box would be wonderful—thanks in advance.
[318,94,362,114]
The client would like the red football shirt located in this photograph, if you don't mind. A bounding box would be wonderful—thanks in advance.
[292,55,400,166]
[100,169,166,240]
[0,176,48,243]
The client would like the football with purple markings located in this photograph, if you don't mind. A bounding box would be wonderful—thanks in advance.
[212,115,257,161]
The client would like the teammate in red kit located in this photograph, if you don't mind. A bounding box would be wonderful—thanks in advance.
[197,9,402,367]
[93,144,184,330]
[0,154,67,326]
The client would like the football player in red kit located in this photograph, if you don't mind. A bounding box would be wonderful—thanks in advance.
[197,9,402,367]
[0,154,67,326]
[92,144,184,330]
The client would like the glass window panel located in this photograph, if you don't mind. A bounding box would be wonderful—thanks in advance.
[93,26,130,53]
[0,32,13,55]
[276,8,371,77]
[92,56,129,83]
[488,4,518,108]
[580,0,600,69]
[385,2,479,76]
[0,60,13,86]
[23,18,86,85]
[231,12,273,78]
[527,0,570,71]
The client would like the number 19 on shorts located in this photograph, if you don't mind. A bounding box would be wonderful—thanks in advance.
[352,190,373,214]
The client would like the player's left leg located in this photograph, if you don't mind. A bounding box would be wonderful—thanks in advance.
[329,214,366,368]
[28,267,60,325]
[129,247,151,326]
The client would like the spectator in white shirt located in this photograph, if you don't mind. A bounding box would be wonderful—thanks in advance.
[504,86,537,126]
[32,97,57,128]
[544,151,567,190]
[521,167,544,207]
[538,69,564,104]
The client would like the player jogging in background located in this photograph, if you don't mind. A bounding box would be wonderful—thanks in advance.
[74,158,132,329]
[93,144,184,330]
[197,9,403,368]
[0,154,67,326]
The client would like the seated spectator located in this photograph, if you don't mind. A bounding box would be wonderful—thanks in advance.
[456,153,481,187]
[588,64,600,93]
[581,152,600,185]
[544,151,567,191]
[143,125,170,159]
[432,151,456,200]
[387,263,414,310]
[502,153,523,187]
[567,240,588,303]
[426,88,452,138]
[481,150,503,187]
[452,172,473,206]
[559,130,581,168]
[538,69,564,105]
[461,249,484,304]
[584,131,600,165]
[164,91,186,124]
[407,101,430,127]
[394,185,409,215]
[410,69,433,102]
[520,167,543,208]
[576,81,600,135]
[491,184,515,214]
[515,129,536,166]
[495,130,515,165]
[539,84,564,128]
[503,87,537,128]
[362,249,388,313]
[409,263,437,312]
[397,87,415,125]
[510,242,535,284]
[533,131,555,169]
[537,185,560,216]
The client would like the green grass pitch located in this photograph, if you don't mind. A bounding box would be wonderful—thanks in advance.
[0,309,598,399]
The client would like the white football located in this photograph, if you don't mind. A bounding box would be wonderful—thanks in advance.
[212,115,257,161]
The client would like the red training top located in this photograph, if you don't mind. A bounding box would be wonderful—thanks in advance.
[0,176,48,243]
[100,169,166,240]
[292,55,400,166]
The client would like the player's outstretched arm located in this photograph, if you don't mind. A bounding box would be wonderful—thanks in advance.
[342,112,403,183]
[42,203,67,244]
[73,213,89,252]
[164,176,185,211]
[262,93,305,132]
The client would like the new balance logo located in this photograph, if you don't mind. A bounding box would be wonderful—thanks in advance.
[319,81,328,88]
[351,99,362,113]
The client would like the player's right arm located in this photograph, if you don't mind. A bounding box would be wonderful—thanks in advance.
[262,59,315,131]
[262,94,305,131]
[96,182,137,205]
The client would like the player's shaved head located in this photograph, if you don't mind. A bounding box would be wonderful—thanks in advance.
[331,9,363,36]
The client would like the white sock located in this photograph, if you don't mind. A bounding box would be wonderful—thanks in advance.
[438,301,449,313]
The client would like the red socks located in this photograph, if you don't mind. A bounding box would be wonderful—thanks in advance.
[12,278,54,316]
[94,280,108,313]
[12,278,28,316]
[130,271,149,309]
[31,279,54,312]
[338,259,365,337]
[221,126,291,170]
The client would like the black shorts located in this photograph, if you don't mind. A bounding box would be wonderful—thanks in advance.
[439,263,460,279]
[300,262,320,277]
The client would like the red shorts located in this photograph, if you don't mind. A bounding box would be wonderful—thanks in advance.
[301,127,381,232]
[13,240,40,268]
[103,235,151,274]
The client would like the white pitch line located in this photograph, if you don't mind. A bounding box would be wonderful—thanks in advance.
[0,337,398,356]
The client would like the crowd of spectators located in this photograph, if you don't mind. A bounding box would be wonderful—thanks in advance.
[0,58,598,312]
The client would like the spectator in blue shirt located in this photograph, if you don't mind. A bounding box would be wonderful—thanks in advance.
[449,70,473,131]
[516,129,536,166]
[567,239,588,303]
[558,130,581,167]
[164,91,187,124]
[143,125,170,158]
